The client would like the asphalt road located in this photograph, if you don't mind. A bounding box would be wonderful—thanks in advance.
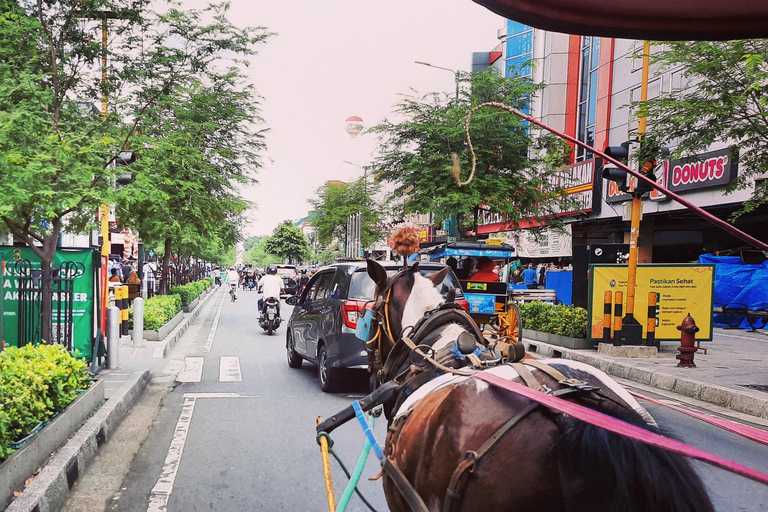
[94,287,767,512]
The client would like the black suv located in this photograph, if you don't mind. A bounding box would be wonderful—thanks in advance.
[275,264,300,295]
[284,261,467,392]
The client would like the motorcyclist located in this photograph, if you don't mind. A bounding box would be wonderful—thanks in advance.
[226,267,240,300]
[258,265,284,318]
[212,267,222,286]
[297,268,310,294]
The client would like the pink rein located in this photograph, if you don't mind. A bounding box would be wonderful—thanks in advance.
[475,372,768,486]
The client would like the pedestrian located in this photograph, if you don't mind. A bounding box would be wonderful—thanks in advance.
[521,263,538,289]
[108,268,122,283]
[143,260,157,297]
[127,270,141,284]
[121,259,133,283]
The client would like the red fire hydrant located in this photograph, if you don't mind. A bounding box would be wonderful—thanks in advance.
[676,313,700,368]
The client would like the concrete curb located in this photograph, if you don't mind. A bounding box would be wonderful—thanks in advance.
[523,339,768,420]
[150,285,219,359]
[6,370,151,512]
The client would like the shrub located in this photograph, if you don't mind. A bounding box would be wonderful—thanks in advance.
[0,344,91,461]
[519,302,589,338]
[171,280,209,307]
[141,294,182,330]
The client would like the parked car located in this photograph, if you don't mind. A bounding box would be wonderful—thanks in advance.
[275,264,300,295]
[284,261,468,392]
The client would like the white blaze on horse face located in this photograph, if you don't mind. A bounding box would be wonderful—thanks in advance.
[401,273,445,332]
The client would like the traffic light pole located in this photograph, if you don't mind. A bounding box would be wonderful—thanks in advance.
[622,41,653,345]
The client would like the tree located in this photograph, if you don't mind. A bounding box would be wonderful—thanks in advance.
[641,40,768,217]
[263,221,310,264]
[308,176,386,249]
[369,68,574,239]
[243,237,282,268]
[0,1,271,339]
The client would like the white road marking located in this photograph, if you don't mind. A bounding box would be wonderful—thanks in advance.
[147,396,196,512]
[182,392,259,399]
[146,393,260,511]
[203,291,227,353]
[219,356,242,382]
[176,357,204,383]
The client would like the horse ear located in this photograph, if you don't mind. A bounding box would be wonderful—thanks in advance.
[366,258,388,289]
[407,261,420,274]
[426,267,450,288]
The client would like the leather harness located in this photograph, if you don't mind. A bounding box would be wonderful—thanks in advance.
[368,268,618,512]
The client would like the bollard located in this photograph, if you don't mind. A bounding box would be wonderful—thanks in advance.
[132,297,144,347]
[647,292,658,349]
[612,291,623,346]
[120,285,129,336]
[676,313,700,368]
[603,291,612,344]
[107,306,120,369]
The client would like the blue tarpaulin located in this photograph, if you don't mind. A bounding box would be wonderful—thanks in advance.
[698,254,768,328]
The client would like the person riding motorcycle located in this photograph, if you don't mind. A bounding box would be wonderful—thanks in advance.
[258,265,284,318]
[226,267,240,300]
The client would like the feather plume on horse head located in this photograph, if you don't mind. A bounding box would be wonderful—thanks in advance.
[391,224,420,268]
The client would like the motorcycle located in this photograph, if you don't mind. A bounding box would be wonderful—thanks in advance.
[215,276,222,287]
[259,296,281,335]
[229,282,237,302]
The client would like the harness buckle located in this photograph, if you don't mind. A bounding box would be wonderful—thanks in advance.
[557,378,598,391]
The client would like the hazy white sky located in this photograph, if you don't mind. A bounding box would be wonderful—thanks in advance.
[188,1,504,236]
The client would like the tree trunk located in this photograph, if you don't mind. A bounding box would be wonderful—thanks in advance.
[162,237,172,295]
[39,223,60,344]
[472,206,479,242]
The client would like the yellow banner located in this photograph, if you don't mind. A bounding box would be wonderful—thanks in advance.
[589,264,714,341]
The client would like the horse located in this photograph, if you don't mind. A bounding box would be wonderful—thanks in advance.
[364,258,714,512]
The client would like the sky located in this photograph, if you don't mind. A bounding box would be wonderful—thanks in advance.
[185,1,505,237]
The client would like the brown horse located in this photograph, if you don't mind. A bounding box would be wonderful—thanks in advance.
[365,259,714,512]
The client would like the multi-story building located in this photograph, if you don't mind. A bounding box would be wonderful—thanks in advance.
[471,24,767,272]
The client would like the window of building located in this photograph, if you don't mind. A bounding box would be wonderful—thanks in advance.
[505,20,532,79]
[576,36,601,161]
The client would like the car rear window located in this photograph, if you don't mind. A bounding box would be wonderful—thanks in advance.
[276,267,296,277]
[348,268,464,301]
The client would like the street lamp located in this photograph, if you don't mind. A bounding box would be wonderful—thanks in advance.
[415,61,460,106]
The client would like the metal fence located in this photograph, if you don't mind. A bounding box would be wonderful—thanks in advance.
[9,259,85,351]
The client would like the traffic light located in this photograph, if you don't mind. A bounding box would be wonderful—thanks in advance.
[633,137,669,198]
[114,151,136,186]
[602,141,632,193]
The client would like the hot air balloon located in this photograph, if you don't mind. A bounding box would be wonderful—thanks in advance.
[345,116,364,138]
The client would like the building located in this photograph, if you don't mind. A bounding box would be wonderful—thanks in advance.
[470,24,767,271]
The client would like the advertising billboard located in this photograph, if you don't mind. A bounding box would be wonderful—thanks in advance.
[588,264,714,341]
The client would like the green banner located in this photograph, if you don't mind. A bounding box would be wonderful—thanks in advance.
[1,247,97,359]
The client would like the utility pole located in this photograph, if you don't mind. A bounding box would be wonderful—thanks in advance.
[415,61,460,107]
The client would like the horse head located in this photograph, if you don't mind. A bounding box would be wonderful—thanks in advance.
[366,258,450,365]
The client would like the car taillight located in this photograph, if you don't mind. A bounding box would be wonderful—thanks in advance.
[341,300,367,329]
[456,299,470,312]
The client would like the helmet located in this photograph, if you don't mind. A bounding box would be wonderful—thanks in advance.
[267,265,277,275]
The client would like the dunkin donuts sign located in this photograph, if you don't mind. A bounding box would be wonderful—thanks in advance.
[667,147,737,193]
[605,147,737,203]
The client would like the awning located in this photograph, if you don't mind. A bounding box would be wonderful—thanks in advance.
[473,0,768,41]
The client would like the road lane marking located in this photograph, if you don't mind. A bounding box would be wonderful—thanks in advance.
[219,356,242,382]
[182,393,259,398]
[176,357,204,383]
[203,290,227,353]
[147,396,196,512]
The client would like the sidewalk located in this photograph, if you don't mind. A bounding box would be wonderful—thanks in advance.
[523,327,768,420]
[5,286,223,512]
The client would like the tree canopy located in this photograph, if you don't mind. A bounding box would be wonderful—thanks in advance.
[642,40,768,217]
[368,68,573,238]
[263,221,310,264]
[308,175,386,250]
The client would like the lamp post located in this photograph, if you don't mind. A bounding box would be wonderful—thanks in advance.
[415,61,460,107]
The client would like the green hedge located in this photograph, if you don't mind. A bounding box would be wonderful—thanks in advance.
[141,294,182,330]
[519,301,589,339]
[171,280,209,307]
[1,344,91,461]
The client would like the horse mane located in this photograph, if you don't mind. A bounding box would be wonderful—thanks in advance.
[556,404,715,512]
